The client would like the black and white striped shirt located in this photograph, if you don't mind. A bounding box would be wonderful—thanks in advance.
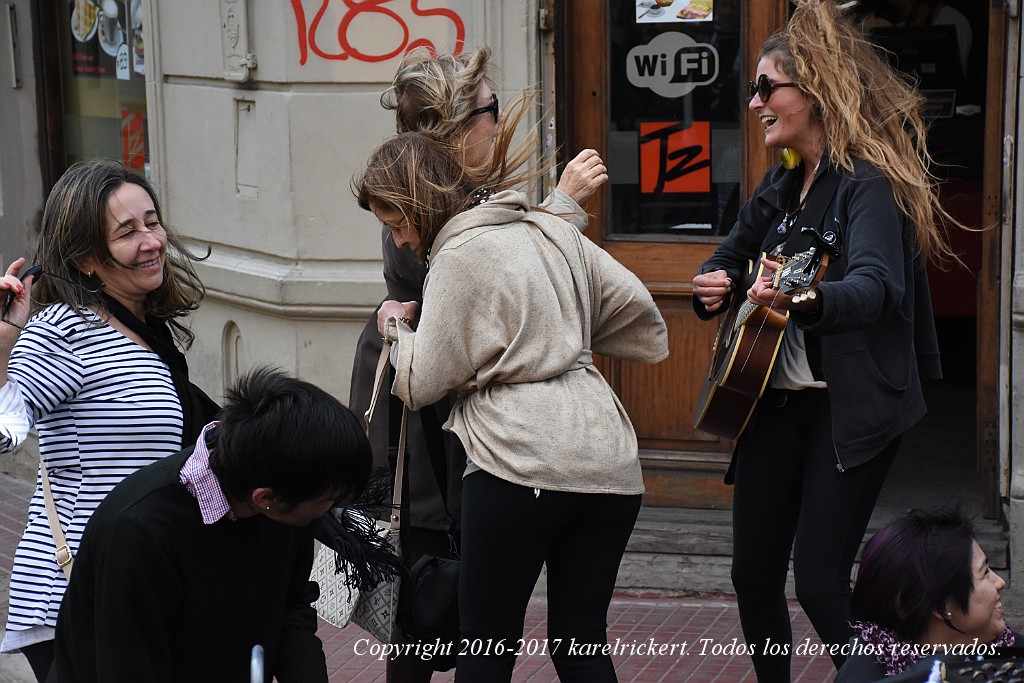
[0,304,183,650]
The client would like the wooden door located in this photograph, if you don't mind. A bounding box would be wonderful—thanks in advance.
[978,0,1006,517]
[556,0,787,508]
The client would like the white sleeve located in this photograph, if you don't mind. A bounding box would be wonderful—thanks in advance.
[0,378,33,453]
[389,339,399,369]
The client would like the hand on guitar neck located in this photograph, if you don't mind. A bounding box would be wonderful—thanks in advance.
[693,256,820,315]
[746,256,821,313]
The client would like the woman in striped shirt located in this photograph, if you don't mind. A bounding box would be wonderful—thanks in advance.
[0,159,216,682]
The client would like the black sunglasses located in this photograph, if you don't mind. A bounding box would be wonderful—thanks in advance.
[748,74,800,103]
[467,93,499,124]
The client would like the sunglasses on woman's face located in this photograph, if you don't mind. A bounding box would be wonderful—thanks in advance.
[468,93,499,124]
[748,74,800,103]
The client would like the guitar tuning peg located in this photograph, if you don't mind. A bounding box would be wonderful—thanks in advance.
[804,290,817,300]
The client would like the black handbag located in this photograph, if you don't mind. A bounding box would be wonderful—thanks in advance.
[395,403,461,671]
[401,557,458,643]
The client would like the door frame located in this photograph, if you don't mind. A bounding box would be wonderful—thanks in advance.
[554,0,1005,514]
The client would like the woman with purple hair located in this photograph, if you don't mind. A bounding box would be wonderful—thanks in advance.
[836,509,1018,681]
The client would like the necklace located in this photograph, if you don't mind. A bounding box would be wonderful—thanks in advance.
[779,158,821,235]
[470,187,495,206]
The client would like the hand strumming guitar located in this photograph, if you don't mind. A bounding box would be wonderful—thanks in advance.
[692,269,733,313]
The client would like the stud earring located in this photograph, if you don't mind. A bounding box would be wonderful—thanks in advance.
[265,505,271,511]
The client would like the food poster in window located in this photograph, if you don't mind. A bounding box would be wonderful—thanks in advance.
[636,0,714,23]
[614,0,740,235]
[130,0,144,76]
[69,0,130,79]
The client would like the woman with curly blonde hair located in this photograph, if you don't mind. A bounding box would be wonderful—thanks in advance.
[692,2,953,679]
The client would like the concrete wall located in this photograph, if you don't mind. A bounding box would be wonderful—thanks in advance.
[147,0,540,404]
[0,0,44,267]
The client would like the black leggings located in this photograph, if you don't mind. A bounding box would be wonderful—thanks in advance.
[455,470,641,683]
[730,389,898,682]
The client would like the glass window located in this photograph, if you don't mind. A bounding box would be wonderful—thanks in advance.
[59,0,148,176]
[609,0,742,237]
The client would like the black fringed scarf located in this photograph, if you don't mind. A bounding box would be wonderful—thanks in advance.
[313,466,406,591]
[101,293,220,446]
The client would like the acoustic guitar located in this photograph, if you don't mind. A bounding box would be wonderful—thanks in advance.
[692,246,830,441]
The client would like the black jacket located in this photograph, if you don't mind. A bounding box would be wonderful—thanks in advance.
[694,159,941,470]
[52,449,326,683]
[349,227,464,532]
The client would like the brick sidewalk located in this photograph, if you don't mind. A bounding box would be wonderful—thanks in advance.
[319,594,839,682]
[0,473,840,682]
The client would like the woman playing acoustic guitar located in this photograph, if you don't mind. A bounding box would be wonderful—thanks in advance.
[691,2,957,680]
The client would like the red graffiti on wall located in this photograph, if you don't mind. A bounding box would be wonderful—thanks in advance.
[291,0,465,65]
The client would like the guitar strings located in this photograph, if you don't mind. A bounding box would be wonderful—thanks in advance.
[739,276,785,373]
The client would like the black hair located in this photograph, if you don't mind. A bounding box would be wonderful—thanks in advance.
[208,367,371,508]
[851,507,977,641]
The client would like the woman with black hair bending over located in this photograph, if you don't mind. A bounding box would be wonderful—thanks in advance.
[691,1,956,680]
[354,100,667,682]
[0,159,215,681]
[836,508,1017,681]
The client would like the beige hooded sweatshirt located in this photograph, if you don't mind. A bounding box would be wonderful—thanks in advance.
[390,190,668,495]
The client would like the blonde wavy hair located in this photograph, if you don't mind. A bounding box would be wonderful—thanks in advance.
[382,47,495,144]
[766,0,957,263]
[355,94,551,260]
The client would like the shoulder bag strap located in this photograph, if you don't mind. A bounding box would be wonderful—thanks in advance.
[365,337,407,535]
[39,456,73,579]
[390,405,407,534]
[364,337,392,438]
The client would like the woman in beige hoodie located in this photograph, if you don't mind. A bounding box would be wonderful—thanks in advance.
[354,107,669,682]
[347,47,609,682]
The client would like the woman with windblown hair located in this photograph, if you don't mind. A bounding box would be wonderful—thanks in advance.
[691,1,958,680]
[0,159,217,681]
[354,96,667,682]
[347,49,608,681]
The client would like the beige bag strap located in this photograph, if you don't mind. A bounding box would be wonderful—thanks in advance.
[363,335,392,438]
[391,407,408,533]
[364,337,407,534]
[39,456,73,579]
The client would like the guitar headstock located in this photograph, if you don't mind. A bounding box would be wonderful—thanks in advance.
[771,248,830,302]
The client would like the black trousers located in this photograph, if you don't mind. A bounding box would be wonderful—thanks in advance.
[730,388,898,682]
[455,470,642,683]
[22,638,54,682]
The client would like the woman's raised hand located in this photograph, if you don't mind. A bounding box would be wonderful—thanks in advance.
[0,258,34,336]
[556,149,609,205]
